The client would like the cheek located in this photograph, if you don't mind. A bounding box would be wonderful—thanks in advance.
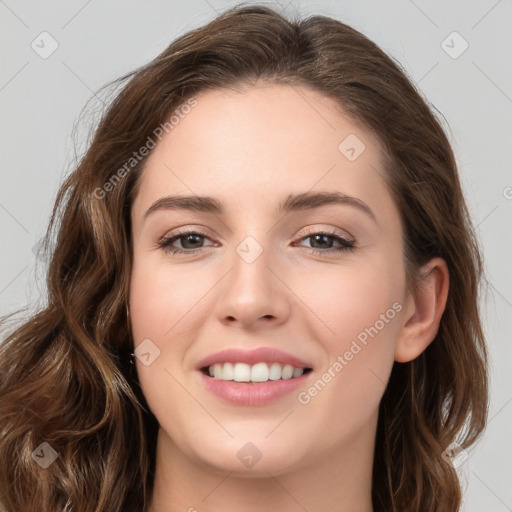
[296,256,404,349]
[129,257,207,343]
[294,256,404,411]
[128,259,197,435]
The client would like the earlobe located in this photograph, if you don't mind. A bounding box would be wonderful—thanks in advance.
[394,258,449,363]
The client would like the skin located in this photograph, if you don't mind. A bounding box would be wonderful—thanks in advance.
[128,82,449,512]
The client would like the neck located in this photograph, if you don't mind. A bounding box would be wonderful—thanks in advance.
[147,415,376,512]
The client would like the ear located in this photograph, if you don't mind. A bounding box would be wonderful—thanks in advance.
[395,257,449,363]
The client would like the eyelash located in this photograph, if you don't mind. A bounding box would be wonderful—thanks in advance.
[158,228,356,256]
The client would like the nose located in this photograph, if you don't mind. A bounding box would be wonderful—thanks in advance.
[214,238,291,330]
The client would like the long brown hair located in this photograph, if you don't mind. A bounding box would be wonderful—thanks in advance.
[0,4,488,511]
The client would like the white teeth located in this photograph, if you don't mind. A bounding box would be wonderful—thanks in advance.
[268,362,282,380]
[208,362,307,382]
[233,362,251,382]
[222,362,234,380]
[251,362,269,382]
[281,364,294,379]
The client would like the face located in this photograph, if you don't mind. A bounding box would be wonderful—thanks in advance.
[129,83,409,476]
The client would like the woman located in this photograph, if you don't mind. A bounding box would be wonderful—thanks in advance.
[0,4,488,511]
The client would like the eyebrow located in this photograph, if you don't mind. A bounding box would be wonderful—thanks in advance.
[143,191,377,223]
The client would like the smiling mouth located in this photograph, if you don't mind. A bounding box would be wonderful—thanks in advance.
[201,362,313,383]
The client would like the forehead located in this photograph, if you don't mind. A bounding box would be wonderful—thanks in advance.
[131,83,394,223]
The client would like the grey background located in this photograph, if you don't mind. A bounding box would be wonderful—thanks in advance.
[1,1,511,510]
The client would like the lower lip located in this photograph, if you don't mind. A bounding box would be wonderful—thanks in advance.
[198,370,312,406]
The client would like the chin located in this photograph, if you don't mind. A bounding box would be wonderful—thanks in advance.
[188,434,308,477]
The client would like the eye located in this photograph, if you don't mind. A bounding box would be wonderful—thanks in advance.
[157,228,356,256]
[295,229,356,255]
[158,229,214,255]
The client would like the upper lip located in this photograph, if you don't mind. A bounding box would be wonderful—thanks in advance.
[195,347,313,371]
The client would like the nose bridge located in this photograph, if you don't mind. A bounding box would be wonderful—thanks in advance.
[215,230,290,327]
[230,232,274,300]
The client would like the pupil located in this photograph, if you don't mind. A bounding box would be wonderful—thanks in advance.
[314,234,330,248]
[184,234,201,248]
